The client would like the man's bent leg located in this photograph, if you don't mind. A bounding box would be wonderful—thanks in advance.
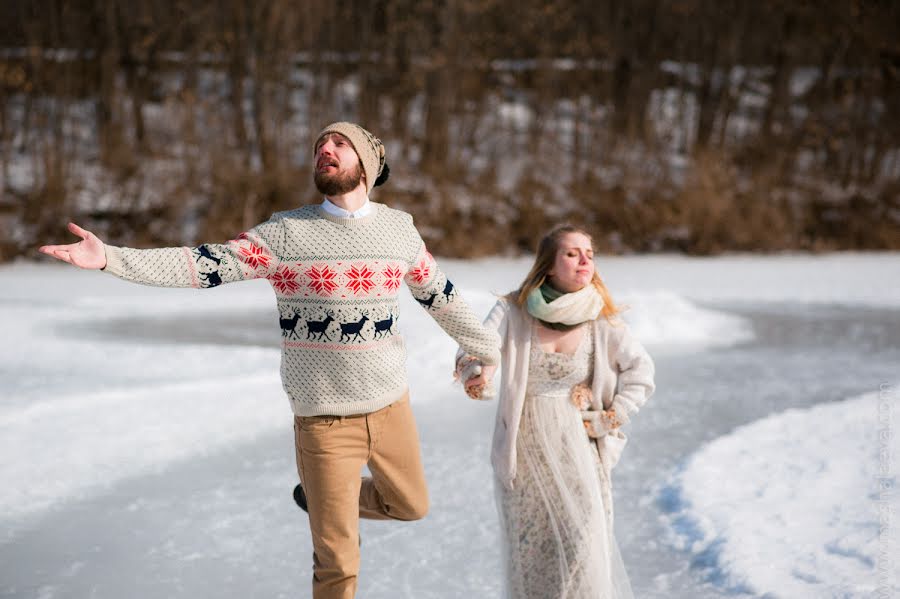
[360,394,430,521]
[295,415,368,599]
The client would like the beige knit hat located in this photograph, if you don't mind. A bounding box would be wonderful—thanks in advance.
[314,122,389,194]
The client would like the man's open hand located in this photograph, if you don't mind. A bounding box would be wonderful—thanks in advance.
[39,223,107,270]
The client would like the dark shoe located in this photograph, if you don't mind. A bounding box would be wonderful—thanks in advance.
[293,483,308,512]
[292,482,361,545]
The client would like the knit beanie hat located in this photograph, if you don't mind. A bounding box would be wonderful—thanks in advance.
[314,122,390,194]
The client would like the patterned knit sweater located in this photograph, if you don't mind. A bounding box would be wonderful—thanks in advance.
[103,202,501,416]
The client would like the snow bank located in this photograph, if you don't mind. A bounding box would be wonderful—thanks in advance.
[617,290,752,351]
[659,389,899,598]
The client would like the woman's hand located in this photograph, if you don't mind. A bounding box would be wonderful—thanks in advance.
[583,408,621,438]
[456,356,497,400]
[39,223,107,269]
[464,363,497,399]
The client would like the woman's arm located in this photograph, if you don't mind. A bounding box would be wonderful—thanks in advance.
[610,323,656,425]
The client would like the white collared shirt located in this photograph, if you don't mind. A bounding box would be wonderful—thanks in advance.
[320,197,372,219]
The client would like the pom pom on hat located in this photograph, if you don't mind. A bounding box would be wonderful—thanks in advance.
[374,162,390,187]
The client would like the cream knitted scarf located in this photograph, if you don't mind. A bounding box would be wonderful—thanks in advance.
[526,283,604,330]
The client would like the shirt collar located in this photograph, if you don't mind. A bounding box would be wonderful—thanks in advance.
[321,197,372,219]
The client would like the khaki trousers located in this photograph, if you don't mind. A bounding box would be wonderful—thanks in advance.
[294,394,429,599]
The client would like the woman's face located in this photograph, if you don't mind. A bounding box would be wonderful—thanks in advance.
[547,232,595,293]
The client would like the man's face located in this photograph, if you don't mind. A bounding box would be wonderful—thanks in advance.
[314,133,363,196]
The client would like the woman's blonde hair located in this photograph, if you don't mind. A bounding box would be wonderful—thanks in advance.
[513,224,622,320]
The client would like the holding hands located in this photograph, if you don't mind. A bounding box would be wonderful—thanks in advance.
[38,223,107,270]
[456,356,497,400]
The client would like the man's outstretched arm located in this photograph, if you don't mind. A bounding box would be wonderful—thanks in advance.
[39,219,284,289]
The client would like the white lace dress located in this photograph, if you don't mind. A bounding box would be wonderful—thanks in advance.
[496,324,634,599]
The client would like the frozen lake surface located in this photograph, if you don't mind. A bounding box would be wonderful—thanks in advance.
[2,253,898,598]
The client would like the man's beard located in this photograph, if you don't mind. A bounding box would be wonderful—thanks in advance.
[314,163,363,196]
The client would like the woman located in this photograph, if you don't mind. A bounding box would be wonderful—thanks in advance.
[456,225,655,599]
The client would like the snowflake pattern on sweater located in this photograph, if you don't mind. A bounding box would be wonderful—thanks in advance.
[102,202,500,416]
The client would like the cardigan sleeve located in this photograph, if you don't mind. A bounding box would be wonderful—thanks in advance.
[609,323,656,426]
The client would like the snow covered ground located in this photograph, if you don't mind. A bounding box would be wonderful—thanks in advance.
[660,389,898,598]
[1,252,898,598]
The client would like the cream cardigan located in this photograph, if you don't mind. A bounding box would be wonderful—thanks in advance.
[465,296,656,490]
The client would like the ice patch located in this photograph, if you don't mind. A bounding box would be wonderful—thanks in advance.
[658,389,900,598]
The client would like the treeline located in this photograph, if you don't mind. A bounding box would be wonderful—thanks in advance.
[1,0,898,260]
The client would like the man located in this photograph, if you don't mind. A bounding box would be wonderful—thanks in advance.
[39,122,500,599]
